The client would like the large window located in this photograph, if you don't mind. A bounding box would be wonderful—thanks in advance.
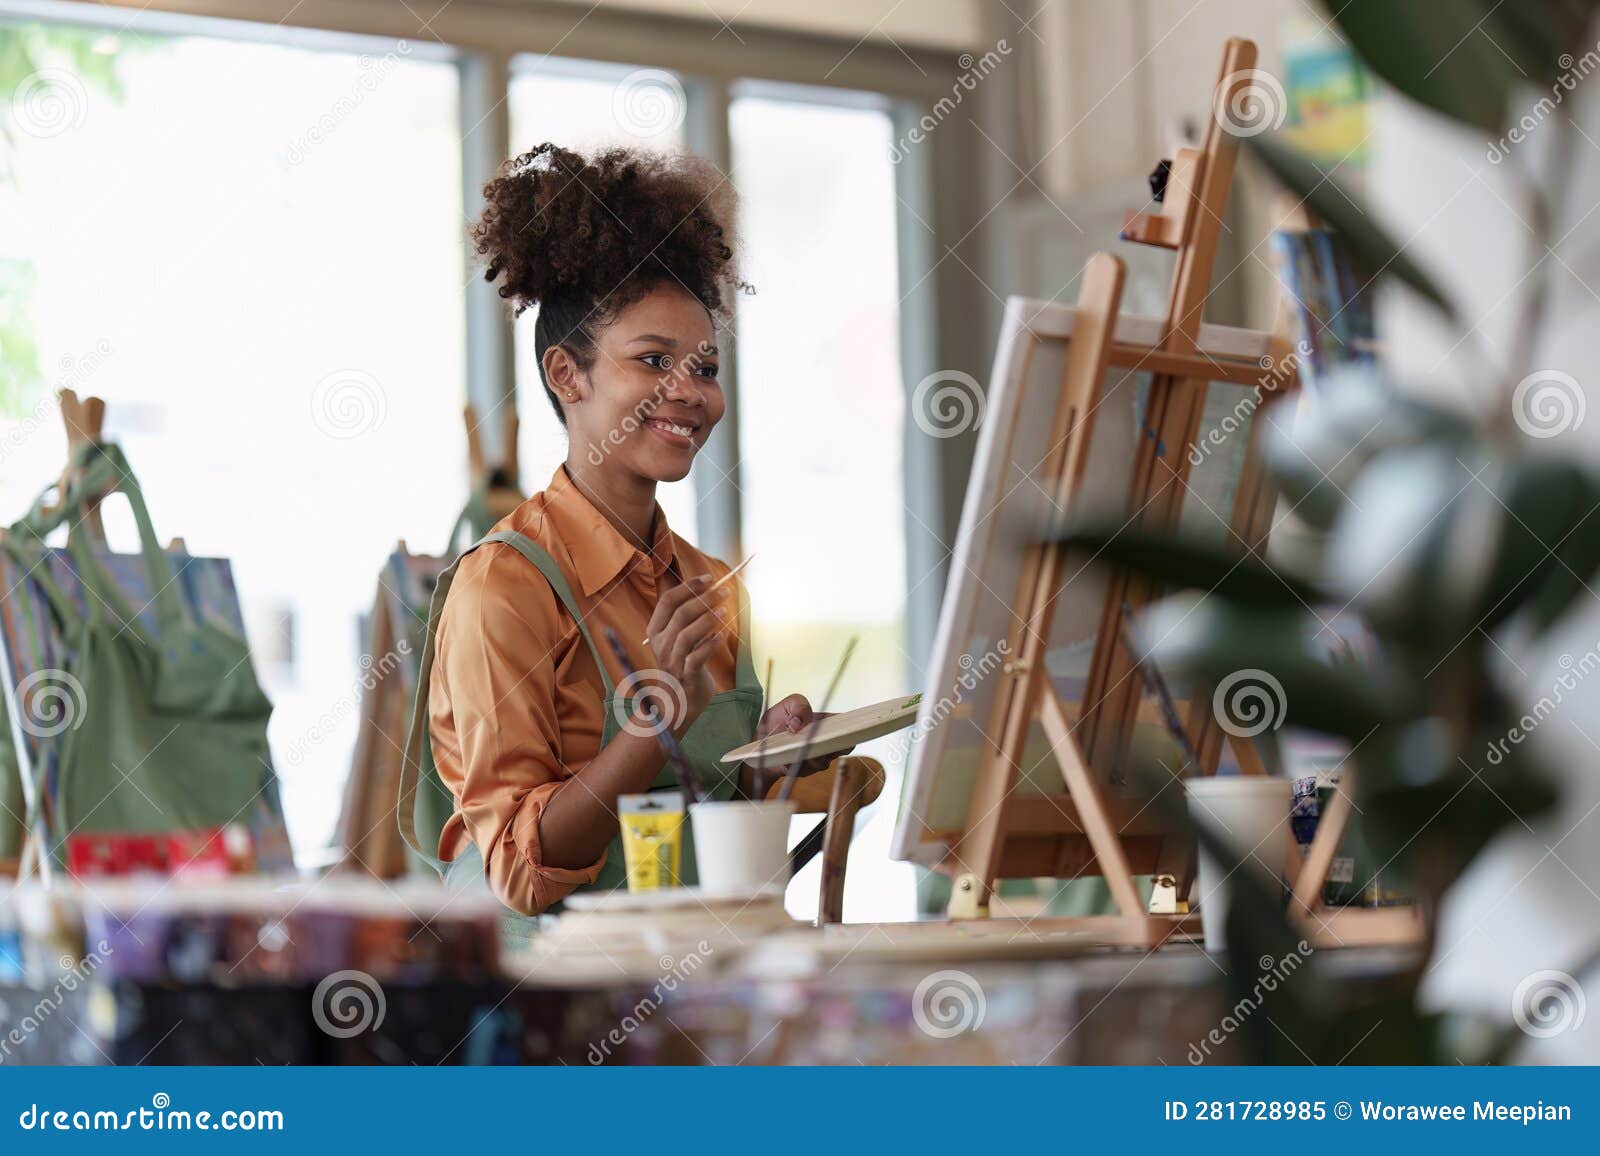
[0,23,466,862]
[730,91,914,921]
[1,15,929,920]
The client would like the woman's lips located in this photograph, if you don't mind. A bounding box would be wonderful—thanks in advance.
[643,416,698,447]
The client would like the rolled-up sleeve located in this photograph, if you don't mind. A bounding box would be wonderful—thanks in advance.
[428,544,606,914]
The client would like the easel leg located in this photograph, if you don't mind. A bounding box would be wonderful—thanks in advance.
[1039,690,1143,918]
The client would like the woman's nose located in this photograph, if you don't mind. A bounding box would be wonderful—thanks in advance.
[661,369,704,406]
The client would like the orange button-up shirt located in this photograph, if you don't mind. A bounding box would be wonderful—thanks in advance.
[427,465,742,915]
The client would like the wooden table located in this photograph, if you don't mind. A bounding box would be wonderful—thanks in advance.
[0,927,1416,1065]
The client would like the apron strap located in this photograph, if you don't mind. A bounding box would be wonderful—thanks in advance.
[397,530,615,868]
[397,548,458,868]
[50,442,191,641]
[396,550,457,867]
[477,532,617,696]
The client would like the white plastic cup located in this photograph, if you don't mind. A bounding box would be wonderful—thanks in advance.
[689,800,796,896]
[1185,776,1292,953]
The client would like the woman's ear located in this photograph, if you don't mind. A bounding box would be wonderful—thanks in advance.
[543,345,585,412]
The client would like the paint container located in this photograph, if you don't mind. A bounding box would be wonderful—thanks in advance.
[689,800,795,897]
[1185,776,1292,953]
[618,792,686,891]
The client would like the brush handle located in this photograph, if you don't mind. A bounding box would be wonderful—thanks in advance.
[601,627,705,803]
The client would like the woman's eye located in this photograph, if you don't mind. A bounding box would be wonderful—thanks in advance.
[641,353,674,370]
[696,364,719,379]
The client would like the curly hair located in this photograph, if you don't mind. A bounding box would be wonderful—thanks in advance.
[470,143,744,424]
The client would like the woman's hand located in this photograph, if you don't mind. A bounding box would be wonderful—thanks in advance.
[755,694,850,776]
[643,574,729,734]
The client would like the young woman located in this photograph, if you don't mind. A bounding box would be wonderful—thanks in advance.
[410,143,831,916]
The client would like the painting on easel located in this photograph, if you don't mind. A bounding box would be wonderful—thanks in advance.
[890,39,1318,945]
[890,290,1291,904]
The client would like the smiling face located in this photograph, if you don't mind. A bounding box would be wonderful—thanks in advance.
[550,282,724,485]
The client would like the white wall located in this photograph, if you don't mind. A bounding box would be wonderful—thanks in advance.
[991,0,1305,327]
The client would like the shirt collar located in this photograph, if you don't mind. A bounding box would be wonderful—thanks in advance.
[544,465,678,597]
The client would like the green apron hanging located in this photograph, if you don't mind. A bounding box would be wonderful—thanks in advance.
[444,482,495,557]
[399,531,763,916]
[2,442,282,864]
[0,695,23,861]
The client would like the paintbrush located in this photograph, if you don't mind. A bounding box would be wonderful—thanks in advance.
[1117,601,1202,774]
[750,657,775,800]
[775,635,858,803]
[643,554,755,645]
[602,626,705,804]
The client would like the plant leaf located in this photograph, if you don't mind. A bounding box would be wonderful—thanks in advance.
[1478,457,1600,631]
[1248,135,1458,323]
[1140,598,1410,737]
[1055,523,1324,607]
[1320,0,1534,133]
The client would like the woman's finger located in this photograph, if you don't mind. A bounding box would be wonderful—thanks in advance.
[681,621,724,674]
[760,693,812,736]
[645,574,711,642]
[662,584,726,645]
[664,605,726,671]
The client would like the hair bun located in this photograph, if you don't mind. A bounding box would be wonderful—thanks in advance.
[471,142,743,319]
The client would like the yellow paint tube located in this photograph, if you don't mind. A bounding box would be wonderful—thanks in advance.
[617,792,685,892]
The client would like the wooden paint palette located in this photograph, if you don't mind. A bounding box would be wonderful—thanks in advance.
[720,694,922,769]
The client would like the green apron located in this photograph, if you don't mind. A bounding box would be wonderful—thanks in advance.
[399,530,764,922]
[2,442,281,866]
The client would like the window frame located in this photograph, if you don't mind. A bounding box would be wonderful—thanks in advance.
[4,0,990,686]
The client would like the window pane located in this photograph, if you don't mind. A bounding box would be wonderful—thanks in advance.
[506,61,697,540]
[0,24,464,863]
[729,93,912,921]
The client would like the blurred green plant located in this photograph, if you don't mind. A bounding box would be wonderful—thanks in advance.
[0,23,143,416]
[1062,0,1600,1064]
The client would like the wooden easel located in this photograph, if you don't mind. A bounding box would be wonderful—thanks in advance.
[9,390,116,881]
[337,405,524,878]
[942,40,1294,946]
[463,402,524,531]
